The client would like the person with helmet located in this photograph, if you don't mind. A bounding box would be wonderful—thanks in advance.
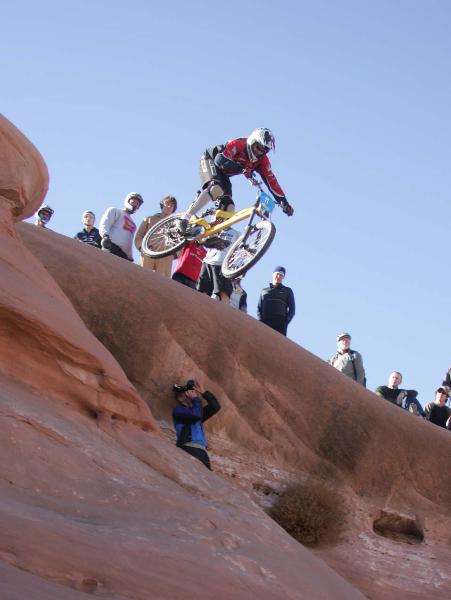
[135,195,178,275]
[74,211,102,248]
[99,192,143,261]
[329,332,366,386]
[178,128,293,234]
[35,205,54,228]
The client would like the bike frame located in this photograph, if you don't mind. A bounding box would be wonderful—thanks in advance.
[187,178,270,244]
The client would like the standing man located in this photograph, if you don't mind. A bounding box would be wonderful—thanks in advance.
[35,205,54,228]
[230,277,248,313]
[329,332,366,386]
[74,210,101,248]
[257,266,295,336]
[375,371,424,415]
[425,388,451,430]
[135,195,177,276]
[99,192,143,261]
[172,241,206,289]
[197,228,239,303]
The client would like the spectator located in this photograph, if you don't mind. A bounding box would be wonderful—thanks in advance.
[329,332,366,386]
[375,371,425,415]
[99,192,143,261]
[230,276,248,312]
[442,366,451,394]
[424,388,451,430]
[74,211,101,248]
[257,266,295,336]
[197,228,239,302]
[135,195,177,276]
[172,241,206,289]
[172,379,221,470]
[35,205,54,228]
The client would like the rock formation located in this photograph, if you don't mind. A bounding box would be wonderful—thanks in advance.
[1,113,364,599]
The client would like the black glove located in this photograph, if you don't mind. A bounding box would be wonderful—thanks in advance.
[280,199,294,216]
[101,235,112,250]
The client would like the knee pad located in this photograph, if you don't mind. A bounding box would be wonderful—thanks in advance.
[208,182,225,201]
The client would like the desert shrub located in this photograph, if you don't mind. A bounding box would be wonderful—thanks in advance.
[268,480,346,547]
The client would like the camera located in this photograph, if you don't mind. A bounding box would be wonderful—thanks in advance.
[172,379,196,394]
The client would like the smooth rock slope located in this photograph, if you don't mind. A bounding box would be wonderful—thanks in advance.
[1,113,364,599]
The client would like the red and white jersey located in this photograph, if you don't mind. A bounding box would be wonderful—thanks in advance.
[173,241,206,281]
[220,138,286,202]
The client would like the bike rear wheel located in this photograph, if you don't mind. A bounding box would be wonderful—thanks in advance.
[221,220,276,279]
[141,214,189,258]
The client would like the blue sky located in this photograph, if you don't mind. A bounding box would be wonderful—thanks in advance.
[3,1,450,404]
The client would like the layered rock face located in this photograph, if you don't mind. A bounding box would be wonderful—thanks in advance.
[1,113,364,599]
[19,224,451,599]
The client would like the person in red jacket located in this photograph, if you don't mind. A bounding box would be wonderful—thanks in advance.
[172,241,206,289]
[178,128,293,233]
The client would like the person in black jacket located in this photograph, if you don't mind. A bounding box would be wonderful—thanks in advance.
[257,266,295,336]
[172,379,221,470]
[74,211,102,248]
[424,387,451,430]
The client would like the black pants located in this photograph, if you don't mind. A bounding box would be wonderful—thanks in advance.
[172,272,197,289]
[103,241,130,261]
[262,317,288,336]
[197,263,232,298]
[181,445,212,470]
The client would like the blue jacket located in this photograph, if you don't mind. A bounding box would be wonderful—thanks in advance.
[173,391,220,449]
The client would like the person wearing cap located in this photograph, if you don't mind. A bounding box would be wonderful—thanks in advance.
[329,332,366,386]
[74,211,102,248]
[257,266,295,336]
[99,192,144,261]
[135,196,177,276]
[424,388,451,430]
[35,205,54,228]
[375,371,425,416]
[172,379,221,470]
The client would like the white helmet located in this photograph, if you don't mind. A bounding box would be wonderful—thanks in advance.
[124,192,144,213]
[246,128,276,161]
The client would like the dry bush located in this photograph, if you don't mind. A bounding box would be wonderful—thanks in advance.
[268,480,346,547]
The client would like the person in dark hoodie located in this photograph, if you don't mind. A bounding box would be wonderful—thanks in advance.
[424,387,451,430]
[257,266,295,336]
[74,211,102,248]
[172,379,221,470]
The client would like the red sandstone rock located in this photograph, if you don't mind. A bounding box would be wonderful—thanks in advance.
[18,223,451,600]
[0,114,49,220]
[1,115,363,598]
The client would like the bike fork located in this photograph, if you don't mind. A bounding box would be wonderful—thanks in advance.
[240,205,259,246]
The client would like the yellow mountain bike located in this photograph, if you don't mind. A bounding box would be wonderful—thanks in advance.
[141,177,277,278]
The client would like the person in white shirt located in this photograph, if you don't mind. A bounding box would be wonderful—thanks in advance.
[99,193,143,261]
[197,227,239,303]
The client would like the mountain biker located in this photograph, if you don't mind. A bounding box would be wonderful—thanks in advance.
[178,128,294,234]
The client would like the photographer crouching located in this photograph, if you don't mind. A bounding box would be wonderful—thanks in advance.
[172,379,221,470]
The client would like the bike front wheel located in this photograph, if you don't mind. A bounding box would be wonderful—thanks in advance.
[141,214,189,258]
[221,220,276,279]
